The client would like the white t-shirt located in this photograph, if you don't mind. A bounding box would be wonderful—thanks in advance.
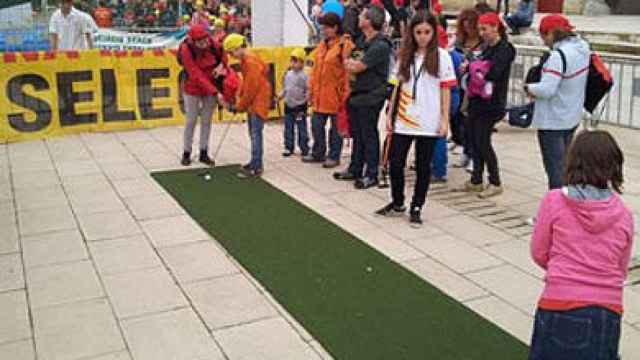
[394,48,457,137]
[49,7,93,50]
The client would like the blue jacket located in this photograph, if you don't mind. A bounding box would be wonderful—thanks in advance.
[513,0,535,24]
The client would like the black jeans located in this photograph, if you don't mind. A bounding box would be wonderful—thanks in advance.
[537,127,577,190]
[389,134,437,209]
[529,307,621,360]
[348,102,384,180]
[469,113,501,186]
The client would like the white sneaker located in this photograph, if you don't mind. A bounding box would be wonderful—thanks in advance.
[453,154,470,168]
[465,161,473,173]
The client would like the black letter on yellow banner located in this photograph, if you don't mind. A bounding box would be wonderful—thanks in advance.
[6,74,52,132]
[136,68,172,120]
[101,69,136,122]
[57,71,97,126]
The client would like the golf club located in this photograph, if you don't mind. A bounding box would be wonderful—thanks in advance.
[198,108,236,180]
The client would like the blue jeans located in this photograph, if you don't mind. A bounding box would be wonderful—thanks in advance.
[529,307,621,360]
[284,104,310,155]
[311,112,342,161]
[431,137,448,178]
[347,102,384,179]
[537,127,577,190]
[247,113,264,170]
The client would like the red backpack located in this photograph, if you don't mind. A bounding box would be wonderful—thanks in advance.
[557,50,613,114]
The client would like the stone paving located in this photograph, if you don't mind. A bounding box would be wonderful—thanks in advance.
[1,120,639,359]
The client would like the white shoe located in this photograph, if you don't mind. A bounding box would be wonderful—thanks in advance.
[453,154,470,168]
[465,161,473,173]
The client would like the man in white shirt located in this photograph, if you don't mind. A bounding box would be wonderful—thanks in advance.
[49,0,94,50]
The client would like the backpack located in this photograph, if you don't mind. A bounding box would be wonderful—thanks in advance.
[177,39,225,91]
[556,49,613,114]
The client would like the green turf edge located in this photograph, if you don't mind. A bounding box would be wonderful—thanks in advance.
[152,166,529,360]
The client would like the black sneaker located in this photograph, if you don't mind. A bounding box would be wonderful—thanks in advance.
[242,163,252,171]
[181,151,191,166]
[199,150,214,166]
[409,207,423,228]
[375,203,406,217]
[333,171,357,181]
[282,150,294,157]
[355,177,378,189]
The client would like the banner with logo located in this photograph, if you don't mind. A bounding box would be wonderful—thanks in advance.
[94,28,188,50]
[0,46,308,143]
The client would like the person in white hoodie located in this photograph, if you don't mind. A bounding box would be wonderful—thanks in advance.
[524,14,590,190]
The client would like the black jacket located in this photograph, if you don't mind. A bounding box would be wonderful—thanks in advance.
[469,37,516,120]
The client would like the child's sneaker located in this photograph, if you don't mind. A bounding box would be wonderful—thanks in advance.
[237,168,263,179]
[409,207,423,228]
[282,150,294,157]
[375,203,406,217]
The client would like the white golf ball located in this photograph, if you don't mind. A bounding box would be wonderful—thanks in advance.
[204,174,211,181]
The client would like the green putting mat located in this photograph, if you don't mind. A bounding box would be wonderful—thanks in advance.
[153,166,529,360]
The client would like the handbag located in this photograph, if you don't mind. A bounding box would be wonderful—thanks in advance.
[507,102,534,128]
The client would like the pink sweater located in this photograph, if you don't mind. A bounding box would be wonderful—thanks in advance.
[531,189,635,308]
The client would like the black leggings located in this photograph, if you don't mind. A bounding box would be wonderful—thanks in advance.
[389,134,437,209]
[469,114,501,186]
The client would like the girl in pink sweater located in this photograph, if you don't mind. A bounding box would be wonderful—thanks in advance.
[529,130,634,360]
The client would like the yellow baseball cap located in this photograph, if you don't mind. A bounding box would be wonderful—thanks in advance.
[223,33,246,52]
[290,48,306,61]
[214,18,225,27]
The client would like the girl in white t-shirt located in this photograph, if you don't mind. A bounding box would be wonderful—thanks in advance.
[376,10,456,228]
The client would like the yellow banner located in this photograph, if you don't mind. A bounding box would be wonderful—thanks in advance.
[0,46,311,143]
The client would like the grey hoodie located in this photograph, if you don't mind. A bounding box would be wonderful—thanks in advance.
[529,36,590,130]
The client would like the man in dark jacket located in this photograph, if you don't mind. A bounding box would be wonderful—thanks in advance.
[334,6,391,189]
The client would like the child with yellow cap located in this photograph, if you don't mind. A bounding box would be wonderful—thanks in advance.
[223,34,273,178]
[278,48,310,158]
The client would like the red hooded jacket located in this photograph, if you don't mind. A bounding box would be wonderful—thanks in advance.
[180,35,228,97]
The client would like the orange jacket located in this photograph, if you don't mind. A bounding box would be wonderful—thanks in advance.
[309,36,353,115]
[237,51,273,120]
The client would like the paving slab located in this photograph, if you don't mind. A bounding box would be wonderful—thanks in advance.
[102,267,188,319]
[26,260,104,309]
[88,235,162,276]
[121,308,224,360]
[18,205,76,237]
[185,274,278,330]
[140,215,210,248]
[158,241,239,284]
[0,253,25,292]
[33,299,125,360]
[22,229,88,269]
[78,211,142,242]
[0,339,35,360]
[0,290,31,344]
[214,317,321,360]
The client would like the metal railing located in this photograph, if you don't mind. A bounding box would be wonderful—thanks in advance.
[509,45,640,129]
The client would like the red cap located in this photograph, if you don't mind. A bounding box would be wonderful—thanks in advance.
[394,0,404,6]
[189,25,209,40]
[478,12,505,32]
[371,0,384,8]
[539,14,574,34]
[438,25,448,48]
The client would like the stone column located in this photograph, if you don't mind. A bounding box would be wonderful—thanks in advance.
[252,0,309,47]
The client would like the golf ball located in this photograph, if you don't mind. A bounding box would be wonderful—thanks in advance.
[204,174,211,181]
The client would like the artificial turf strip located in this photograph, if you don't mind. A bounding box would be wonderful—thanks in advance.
[152,166,529,360]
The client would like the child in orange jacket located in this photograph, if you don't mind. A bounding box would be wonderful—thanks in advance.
[223,34,273,178]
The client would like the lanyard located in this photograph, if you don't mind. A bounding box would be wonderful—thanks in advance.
[411,58,425,102]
